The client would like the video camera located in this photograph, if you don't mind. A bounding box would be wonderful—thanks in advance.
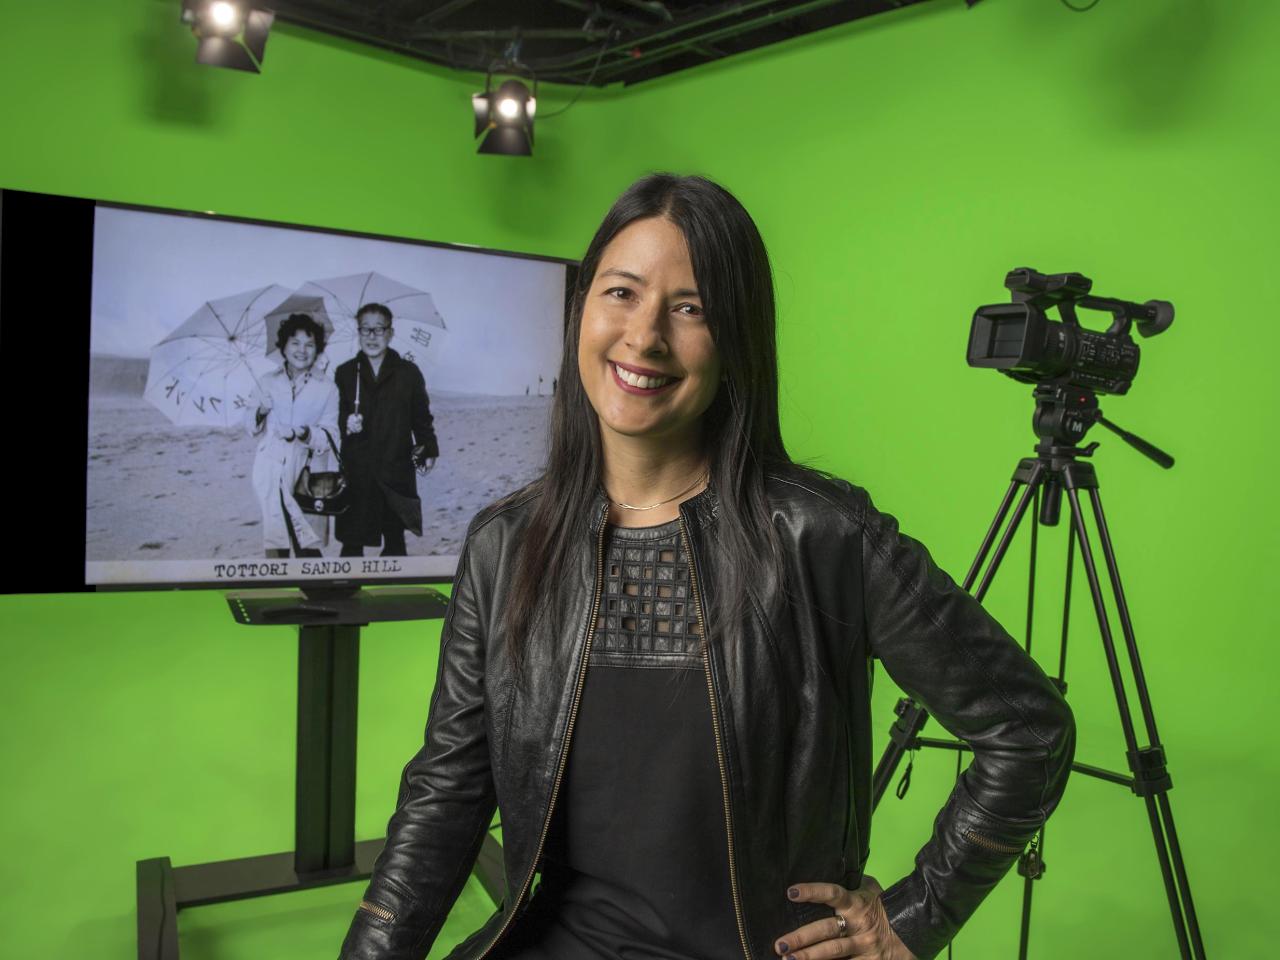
[967,267,1173,395]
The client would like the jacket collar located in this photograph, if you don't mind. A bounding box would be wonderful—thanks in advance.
[588,481,720,534]
[357,347,403,382]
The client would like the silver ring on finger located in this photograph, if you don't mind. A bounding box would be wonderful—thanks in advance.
[834,913,849,937]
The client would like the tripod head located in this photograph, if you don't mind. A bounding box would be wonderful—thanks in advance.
[1031,383,1174,468]
[1031,383,1174,525]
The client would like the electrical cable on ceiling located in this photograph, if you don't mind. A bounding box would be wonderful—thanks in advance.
[1060,0,1101,10]
[535,34,615,119]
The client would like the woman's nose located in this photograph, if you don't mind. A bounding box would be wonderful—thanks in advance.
[624,304,668,354]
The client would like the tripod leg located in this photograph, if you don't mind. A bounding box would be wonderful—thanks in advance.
[1085,486,1206,958]
[872,462,1041,811]
[1016,828,1044,960]
[1017,518,1078,960]
[973,461,1045,602]
[1016,490,1043,960]
[1057,520,1076,682]
[1017,869,1033,960]
[1064,483,1199,960]
[1088,487,1164,740]
[1136,788,1193,959]
[964,476,1024,590]
[1157,792,1206,958]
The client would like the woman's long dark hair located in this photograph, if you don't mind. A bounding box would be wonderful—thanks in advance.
[501,173,793,678]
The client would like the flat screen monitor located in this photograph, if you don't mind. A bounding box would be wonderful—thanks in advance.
[0,188,576,594]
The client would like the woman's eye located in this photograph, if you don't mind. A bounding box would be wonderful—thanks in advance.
[606,287,633,301]
[676,303,704,318]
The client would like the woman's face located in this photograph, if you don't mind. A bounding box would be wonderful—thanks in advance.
[577,216,721,449]
[283,330,318,372]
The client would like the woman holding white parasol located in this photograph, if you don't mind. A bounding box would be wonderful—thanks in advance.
[246,312,340,557]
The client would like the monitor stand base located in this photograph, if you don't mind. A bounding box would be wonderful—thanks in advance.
[136,592,503,960]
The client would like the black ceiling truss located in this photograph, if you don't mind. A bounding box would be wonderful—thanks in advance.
[262,0,942,87]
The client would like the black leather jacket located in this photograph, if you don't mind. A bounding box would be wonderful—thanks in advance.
[338,463,1075,960]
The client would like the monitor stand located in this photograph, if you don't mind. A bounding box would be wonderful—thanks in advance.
[134,584,505,959]
[228,582,443,625]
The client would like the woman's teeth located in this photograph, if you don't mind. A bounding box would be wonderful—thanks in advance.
[613,362,673,389]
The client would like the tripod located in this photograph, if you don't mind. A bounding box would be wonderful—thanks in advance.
[870,383,1206,959]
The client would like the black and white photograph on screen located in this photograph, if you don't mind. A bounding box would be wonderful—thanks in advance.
[86,204,567,586]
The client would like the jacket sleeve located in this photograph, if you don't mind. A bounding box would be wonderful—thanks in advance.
[337,365,353,441]
[245,405,267,438]
[338,522,497,959]
[855,488,1075,960]
[303,381,341,455]
[408,365,439,460]
[244,379,270,438]
[409,366,440,460]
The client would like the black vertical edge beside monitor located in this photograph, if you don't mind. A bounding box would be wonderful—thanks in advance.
[0,187,578,595]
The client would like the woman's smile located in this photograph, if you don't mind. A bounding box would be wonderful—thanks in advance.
[609,360,681,395]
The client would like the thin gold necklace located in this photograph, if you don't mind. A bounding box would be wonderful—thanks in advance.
[605,468,711,511]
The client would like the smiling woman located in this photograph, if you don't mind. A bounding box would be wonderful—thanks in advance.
[338,174,1075,960]
[500,173,792,679]
[246,312,338,558]
[577,216,724,523]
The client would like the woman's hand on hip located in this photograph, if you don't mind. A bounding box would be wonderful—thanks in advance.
[774,876,917,960]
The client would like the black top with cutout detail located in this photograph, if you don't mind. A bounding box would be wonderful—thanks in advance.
[490,517,739,960]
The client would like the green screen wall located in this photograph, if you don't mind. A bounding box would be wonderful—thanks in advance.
[1,0,1274,957]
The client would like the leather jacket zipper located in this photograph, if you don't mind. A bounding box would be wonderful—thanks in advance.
[961,828,1025,855]
[357,899,395,922]
[679,515,753,960]
[475,502,609,960]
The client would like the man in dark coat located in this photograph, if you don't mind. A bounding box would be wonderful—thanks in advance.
[334,303,438,556]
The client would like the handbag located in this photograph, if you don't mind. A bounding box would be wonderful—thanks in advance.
[293,427,350,516]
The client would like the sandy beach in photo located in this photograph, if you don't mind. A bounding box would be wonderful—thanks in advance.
[86,357,550,564]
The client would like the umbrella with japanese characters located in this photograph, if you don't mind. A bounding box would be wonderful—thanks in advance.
[144,284,291,427]
[262,292,338,372]
[294,271,447,377]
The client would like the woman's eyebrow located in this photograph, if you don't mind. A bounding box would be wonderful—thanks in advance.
[599,267,699,298]
[600,267,646,284]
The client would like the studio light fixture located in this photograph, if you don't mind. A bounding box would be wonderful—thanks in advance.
[473,76,537,157]
[471,37,539,157]
[180,0,274,73]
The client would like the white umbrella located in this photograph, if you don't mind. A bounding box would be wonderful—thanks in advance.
[144,284,290,427]
[295,271,448,379]
[262,292,337,358]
